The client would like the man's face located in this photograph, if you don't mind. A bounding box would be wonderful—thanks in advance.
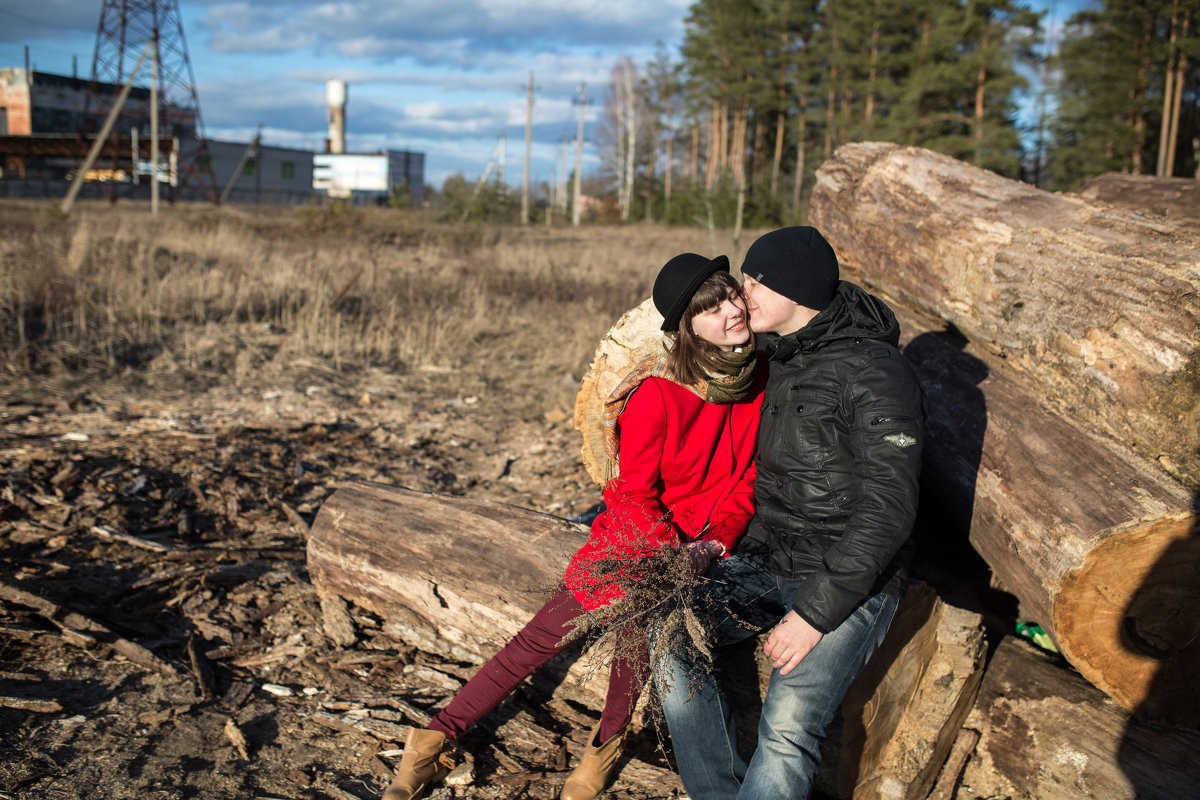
[742,274,802,334]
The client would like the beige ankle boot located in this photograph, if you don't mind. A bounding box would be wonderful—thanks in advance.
[560,723,625,800]
[383,726,458,800]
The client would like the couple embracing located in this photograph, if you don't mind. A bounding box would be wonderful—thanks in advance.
[384,226,925,800]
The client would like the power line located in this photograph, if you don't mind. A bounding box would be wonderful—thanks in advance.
[0,7,79,30]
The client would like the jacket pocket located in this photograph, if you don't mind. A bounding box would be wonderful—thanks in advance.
[860,410,922,453]
[784,385,843,465]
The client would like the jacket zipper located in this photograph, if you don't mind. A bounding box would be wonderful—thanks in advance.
[870,415,917,426]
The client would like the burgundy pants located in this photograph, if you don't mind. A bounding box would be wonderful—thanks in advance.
[427,590,647,744]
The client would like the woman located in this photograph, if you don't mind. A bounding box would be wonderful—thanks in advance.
[384,252,764,800]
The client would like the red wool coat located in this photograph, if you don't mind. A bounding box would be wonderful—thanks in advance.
[564,369,765,609]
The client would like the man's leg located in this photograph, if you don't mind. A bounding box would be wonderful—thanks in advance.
[657,554,784,800]
[736,591,899,800]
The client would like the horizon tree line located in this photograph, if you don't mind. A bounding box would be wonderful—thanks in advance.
[592,0,1198,227]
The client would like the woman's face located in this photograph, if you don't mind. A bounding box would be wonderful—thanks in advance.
[689,289,751,351]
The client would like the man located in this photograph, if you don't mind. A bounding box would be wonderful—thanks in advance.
[659,226,924,800]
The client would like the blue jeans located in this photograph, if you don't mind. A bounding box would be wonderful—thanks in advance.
[657,553,899,800]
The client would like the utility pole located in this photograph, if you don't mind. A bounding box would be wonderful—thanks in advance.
[572,83,586,227]
[61,39,153,215]
[558,133,568,214]
[150,35,160,215]
[521,72,534,225]
[220,125,260,205]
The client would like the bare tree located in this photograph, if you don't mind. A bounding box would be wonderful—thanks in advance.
[597,57,643,220]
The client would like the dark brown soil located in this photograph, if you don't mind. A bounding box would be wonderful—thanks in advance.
[0,357,683,800]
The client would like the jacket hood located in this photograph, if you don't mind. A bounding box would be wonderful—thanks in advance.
[764,281,900,360]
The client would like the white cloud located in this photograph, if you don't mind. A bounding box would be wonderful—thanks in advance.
[194,0,687,62]
[6,0,678,188]
[0,1,99,40]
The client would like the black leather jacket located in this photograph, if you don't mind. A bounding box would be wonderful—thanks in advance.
[741,281,924,634]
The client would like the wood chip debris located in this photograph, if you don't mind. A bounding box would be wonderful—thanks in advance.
[224,718,251,760]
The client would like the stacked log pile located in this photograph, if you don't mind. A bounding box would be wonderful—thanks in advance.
[810,142,1200,489]
[808,142,1200,794]
[306,144,1199,798]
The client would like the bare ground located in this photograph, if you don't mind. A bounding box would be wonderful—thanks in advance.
[0,352,685,800]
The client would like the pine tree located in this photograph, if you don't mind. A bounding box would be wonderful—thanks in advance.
[1049,0,1182,187]
[682,0,770,189]
[960,0,1042,176]
[879,0,966,149]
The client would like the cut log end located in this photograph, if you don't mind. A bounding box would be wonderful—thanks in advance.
[1054,512,1200,724]
[572,298,667,486]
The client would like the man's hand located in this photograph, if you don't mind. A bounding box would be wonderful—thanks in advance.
[764,610,823,675]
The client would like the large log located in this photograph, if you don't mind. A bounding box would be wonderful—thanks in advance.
[573,297,665,485]
[1077,173,1200,233]
[894,305,1198,726]
[809,141,1200,488]
[307,482,986,799]
[958,636,1200,800]
[816,584,986,800]
[305,481,609,708]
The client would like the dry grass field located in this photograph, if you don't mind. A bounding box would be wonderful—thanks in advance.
[2,201,744,385]
[0,199,768,800]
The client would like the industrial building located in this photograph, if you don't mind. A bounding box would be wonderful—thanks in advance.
[196,139,313,205]
[1,68,424,207]
[313,150,424,205]
[0,67,195,138]
[312,80,424,206]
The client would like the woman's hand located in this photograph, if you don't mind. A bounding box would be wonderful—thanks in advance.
[678,539,723,575]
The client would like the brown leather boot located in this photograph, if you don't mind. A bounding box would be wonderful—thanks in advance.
[560,723,625,800]
[383,726,458,800]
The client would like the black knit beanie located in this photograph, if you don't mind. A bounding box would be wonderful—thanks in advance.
[653,252,731,332]
[740,226,840,311]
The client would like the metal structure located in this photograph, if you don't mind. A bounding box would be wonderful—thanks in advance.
[326,79,347,154]
[83,0,218,202]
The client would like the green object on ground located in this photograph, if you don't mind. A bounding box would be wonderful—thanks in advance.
[1015,621,1059,654]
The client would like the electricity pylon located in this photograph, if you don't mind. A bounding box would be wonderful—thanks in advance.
[83,0,219,203]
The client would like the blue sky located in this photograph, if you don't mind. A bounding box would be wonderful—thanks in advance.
[2,0,1092,191]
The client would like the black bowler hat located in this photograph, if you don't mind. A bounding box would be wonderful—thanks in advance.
[653,253,731,332]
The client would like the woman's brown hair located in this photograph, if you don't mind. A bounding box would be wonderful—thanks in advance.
[665,270,749,386]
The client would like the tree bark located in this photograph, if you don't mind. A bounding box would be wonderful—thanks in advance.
[1157,2,1180,178]
[1076,172,1200,233]
[772,106,785,195]
[960,636,1200,800]
[306,481,609,708]
[816,585,986,800]
[890,307,1198,724]
[810,141,1200,489]
[1166,23,1187,176]
[793,96,807,211]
